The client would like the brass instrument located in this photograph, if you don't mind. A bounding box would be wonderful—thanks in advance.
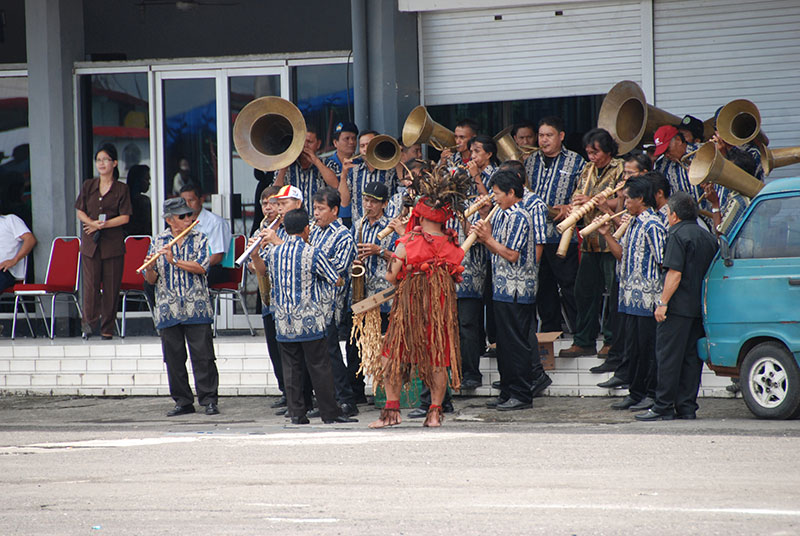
[402,105,456,149]
[137,219,200,273]
[365,134,402,170]
[233,96,306,171]
[351,217,368,303]
[716,99,761,147]
[597,80,682,155]
[494,126,539,162]
[756,140,800,176]
[462,205,500,253]
[688,143,764,198]
[580,209,627,238]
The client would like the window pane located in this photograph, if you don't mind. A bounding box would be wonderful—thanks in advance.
[0,76,30,230]
[734,197,800,259]
[294,63,354,153]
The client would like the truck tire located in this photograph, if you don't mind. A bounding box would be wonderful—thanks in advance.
[740,342,800,420]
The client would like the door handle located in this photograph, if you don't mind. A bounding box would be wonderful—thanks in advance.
[789,278,800,286]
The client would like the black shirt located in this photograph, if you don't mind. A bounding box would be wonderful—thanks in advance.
[661,220,718,318]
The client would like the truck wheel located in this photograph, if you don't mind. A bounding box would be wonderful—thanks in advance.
[740,342,800,420]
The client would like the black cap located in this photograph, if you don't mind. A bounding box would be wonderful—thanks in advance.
[679,115,705,141]
[334,121,359,136]
[163,197,194,217]
[363,181,389,202]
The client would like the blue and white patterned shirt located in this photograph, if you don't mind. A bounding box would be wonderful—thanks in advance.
[310,220,357,324]
[718,191,751,236]
[618,208,667,317]
[490,202,537,304]
[522,190,549,247]
[447,210,488,299]
[469,163,497,197]
[345,162,397,224]
[149,228,212,330]
[351,214,396,313]
[654,148,703,203]
[325,153,351,219]
[657,204,669,224]
[524,148,586,243]
[268,235,340,342]
[386,186,412,220]
[283,161,328,213]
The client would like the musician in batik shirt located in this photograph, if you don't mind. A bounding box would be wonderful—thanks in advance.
[704,148,758,236]
[466,135,499,197]
[439,118,478,170]
[597,176,667,412]
[143,197,219,417]
[275,125,339,217]
[338,130,398,225]
[324,121,359,228]
[524,117,586,333]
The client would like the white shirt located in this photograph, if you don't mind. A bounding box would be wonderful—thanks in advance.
[195,208,231,255]
[0,214,32,280]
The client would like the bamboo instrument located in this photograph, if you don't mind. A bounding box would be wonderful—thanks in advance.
[580,209,628,238]
[556,182,626,234]
[555,226,574,258]
[464,193,494,218]
[137,219,200,273]
[461,205,500,253]
[377,216,408,240]
[612,218,631,240]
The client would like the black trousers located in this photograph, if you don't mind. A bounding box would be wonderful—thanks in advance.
[494,300,535,404]
[653,315,705,416]
[160,323,219,407]
[262,313,284,393]
[536,242,579,332]
[573,251,616,347]
[346,311,389,401]
[624,313,658,402]
[279,337,340,421]
[327,321,356,405]
[458,297,485,383]
[483,268,496,345]
[604,278,630,382]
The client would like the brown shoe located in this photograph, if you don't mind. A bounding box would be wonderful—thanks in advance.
[558,344,597,358]
[597,344,612,359]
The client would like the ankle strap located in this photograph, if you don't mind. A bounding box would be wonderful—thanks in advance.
[384,400,400,410]
[429,404,442,410]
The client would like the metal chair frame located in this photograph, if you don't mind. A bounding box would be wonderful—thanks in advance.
[209,234,254,337]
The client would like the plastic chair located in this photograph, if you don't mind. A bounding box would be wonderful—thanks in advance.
[120,235,156,338]
[12,236,82,339]
[209,234,254,336]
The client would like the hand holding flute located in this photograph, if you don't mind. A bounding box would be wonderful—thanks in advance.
[462,205,500,252]
[137,219,200,273]
[579,209,628,238]
[236,216,281,268]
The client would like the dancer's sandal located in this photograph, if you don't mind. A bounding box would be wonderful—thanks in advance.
[423,404,444,428]
[368,400,402,429]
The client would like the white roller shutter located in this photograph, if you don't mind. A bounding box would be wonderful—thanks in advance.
[420,1,646,106]
[653,0,800,179]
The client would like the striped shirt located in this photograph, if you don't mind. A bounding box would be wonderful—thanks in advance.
[525,148,586,243]
[345,162,397,224]
[618,208,667,317]
[522,190,549,248]
[654,146,703,203]
[447,209,488,299]
[490,202,537,304]
[718,191,751,236]
[352,214,397,313]
[310,220,357,324]
[283,162,328,213]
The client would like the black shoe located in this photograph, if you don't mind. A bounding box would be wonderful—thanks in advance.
[205,402,220,415]
[270,395,287,408]
[597,376,628,389]
[167,404,195,417]
[496,398,532,411]
[323,415,358,424]
[340,403,359,417]
[635,409,675,421]
[530,374,552,398]
[676,413,697,420]
[590,362,617,374]
[274,407,287,416]
[290,415,310,425]
[460,379,482,390]
[610,396,638,410]
[491,380,501,390]
[629,397,654,412]
[482,347,497,358]
[306,408,320,419]
[407,407,428,418]
[485,397,507,408]
[443,404,455,414]
[354,395,369,405]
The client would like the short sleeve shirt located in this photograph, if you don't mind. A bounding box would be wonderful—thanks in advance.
[284,162,326,214]
[352,214,396,313]
[618,208,667,316]
[490,202,537,304]
[525,147,586,243]
[346,163,397,224]
[447,209,488,299]
[661,220,719,318]
[196,208,232,255]
[74,178,133,259]
[573,159,625,252]
[0,214,32,280]
[310,220,357,324]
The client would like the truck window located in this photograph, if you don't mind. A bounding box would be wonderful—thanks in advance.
[734,197,800,259]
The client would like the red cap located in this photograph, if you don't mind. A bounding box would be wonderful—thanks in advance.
[653,125,679,157]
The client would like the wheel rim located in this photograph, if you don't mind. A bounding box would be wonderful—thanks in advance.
[748,357,789,409]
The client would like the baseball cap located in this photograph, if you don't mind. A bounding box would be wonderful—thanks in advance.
[679,115,704,141]
[653,125,679,157]
[334,121,359,136]
[270,185,303,202]
[163,197,194,217]
[363,181,389,202]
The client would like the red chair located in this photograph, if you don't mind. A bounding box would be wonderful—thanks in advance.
[209,234,254,336]
[120,235,156,338]
[12,236,82,339]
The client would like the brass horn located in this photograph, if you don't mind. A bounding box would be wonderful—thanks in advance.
[716,99,761,147]
[756,140,800,176]
[688,143,764,198]
[233,96,306,171]
[402,105,456,149]
[597,80,682,155]
[365,134,402,170]
[493,126,539,162]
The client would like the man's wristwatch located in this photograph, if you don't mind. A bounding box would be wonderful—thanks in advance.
[711,207,721,214]
[379,247,385,258]
[656,299,667,307]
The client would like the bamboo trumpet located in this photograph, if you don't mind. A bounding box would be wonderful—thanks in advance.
[235,216,281,268]
[612,218,631,240]
[580,209,628,238]
[377,217,408,240]
[464,193,494,218]
[461,205,500,253]
[137,219,200,273]
[556,182,626,234]
[555,226,574,258]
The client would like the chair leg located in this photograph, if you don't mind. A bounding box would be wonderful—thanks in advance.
[12,295,19,340]
[121,292,127,338]
[50,295,57,339]
[236,290,255,336]
[19,297,36,338]
[32,295,50,339]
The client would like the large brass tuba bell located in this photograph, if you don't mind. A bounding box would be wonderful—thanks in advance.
[598,81,682,155]
[689,143,764,198]
[755,140,800,176]
[233,96,306,171]
[402,105,456,150]
[716,99,761,147]
[365,134,402,170]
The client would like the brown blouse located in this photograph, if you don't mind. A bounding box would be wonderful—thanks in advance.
[74,178,133,259]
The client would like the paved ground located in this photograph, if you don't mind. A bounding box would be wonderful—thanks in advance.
[1,395,799,535]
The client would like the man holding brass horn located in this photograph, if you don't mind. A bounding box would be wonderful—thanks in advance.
[338,130,398,225]
[325,121,359,228]
[143,197,220,417]
[524,116,586,334]
[440,118,479,169]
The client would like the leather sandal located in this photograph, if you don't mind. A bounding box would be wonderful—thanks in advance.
[368,401,402,429]
[423,404,444,428]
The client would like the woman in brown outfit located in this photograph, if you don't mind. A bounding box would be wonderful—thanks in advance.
[75,144,132,339]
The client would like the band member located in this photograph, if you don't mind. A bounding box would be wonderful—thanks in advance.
[712,106,765,181]
[467,135,500,196]
[647,171,672,222]
[310,187,359,417]
[596,176,667,412]
[704,149,757,236]
[440,118,479,168]
[474,170,550,411]
[325,121,359,227]
[677,115,706,144]
[143,198,219,417]
[252,208,354,425]
[524,116,586,334]
[368,164,471,428]
[512,121,536,161]
[386,159,425,220]
[559,128,624,358]
[275,124,339,214]
[652,125,704,202]
[338,130,398,225]
[637,191,718,421]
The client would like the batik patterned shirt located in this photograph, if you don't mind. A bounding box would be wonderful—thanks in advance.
[469,163,497,197]
[618,208,667,317]
[654,148,704,203]
[345,163,397,224]
[386,186,413,220]
[657,204,669,224]
[490,202,537,304]
[522,190,549,248]
[149,228,212,330]
[447,210,488,299]
[525,148,586,243]
[325,153,352,219]
[268,235,340,342]
[573,158,625,252]
[310,220,357,324]
[351,214,397,313]
[717,191,751,236]
[283,161,327,213]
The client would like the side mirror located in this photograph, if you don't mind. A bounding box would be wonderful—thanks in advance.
[720,236,733,267]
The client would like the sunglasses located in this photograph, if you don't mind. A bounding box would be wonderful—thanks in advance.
[177,213,192,220]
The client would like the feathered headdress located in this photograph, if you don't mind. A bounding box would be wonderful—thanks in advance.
[406,162,472,228]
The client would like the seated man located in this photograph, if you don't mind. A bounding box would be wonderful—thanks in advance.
[0,211,36,292]
[179,184,232,286]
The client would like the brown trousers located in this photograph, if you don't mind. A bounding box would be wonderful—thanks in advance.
[81,253,124,336]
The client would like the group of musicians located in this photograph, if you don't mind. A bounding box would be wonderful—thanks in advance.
[148,103,763,423]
